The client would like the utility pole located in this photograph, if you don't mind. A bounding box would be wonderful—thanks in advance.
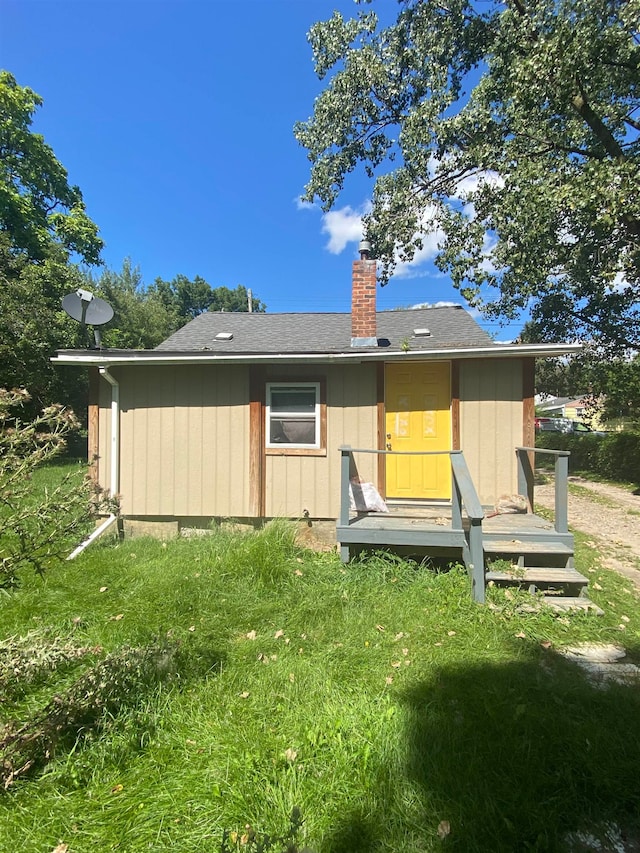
[247,288,253,313]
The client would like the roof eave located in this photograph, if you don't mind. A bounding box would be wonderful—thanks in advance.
[51,342,581,368]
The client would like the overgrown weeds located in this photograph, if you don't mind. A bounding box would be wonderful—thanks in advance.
[221,806,312,853]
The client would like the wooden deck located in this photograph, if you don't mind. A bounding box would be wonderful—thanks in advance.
[347,503,564,539]
[339,504,572,554]
[337,445,579,604]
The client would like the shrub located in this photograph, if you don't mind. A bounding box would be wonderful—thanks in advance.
[536,430,640,484]
[0,388,109,587]
[595,431,640,483]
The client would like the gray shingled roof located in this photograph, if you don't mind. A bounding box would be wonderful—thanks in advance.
[155,306,494,354]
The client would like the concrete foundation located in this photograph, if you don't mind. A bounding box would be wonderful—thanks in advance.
[122,518,179,540]
[120,516,337,552]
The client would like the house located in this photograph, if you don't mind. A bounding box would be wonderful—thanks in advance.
[53,246,579,560]
[535,396,572,418]
[537,395,608,430]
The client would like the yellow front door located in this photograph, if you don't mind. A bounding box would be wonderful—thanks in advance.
[385,362,452,500]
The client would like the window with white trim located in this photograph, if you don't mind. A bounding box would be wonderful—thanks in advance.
[266,382,320,448]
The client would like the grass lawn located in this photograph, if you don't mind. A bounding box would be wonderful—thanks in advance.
[1,498,640,850]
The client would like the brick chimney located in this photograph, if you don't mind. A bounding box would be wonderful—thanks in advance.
[351,240,377,347]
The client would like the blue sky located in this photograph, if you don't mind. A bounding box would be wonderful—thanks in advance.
[3,0,520,338]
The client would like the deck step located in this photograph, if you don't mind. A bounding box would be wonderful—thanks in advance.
[541,596,604,616]
[486,567,587,587]
[483,539,573,556]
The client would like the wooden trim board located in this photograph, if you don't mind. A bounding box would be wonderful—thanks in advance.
[249,367,265,517]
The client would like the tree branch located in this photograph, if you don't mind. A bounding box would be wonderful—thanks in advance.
[512,132,603,159]
[415,166,482,198]
[509,0,527,17]
[599,57,640,72]
[572,77,626,159]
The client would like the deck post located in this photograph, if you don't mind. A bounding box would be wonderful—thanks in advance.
[339,446,352,562]
[451,453,463,530]
[554,453,569,534]
[469,520,485,603]
[340,447,351,527]
[450,451,485,603]
[516,448,535,510]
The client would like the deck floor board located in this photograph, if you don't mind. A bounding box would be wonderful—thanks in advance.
[338,505,573,554]
[345,507,557,536]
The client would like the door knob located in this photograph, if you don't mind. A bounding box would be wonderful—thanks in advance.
[386,442,392,450]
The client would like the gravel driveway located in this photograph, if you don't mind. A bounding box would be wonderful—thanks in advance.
[534,475,640,591]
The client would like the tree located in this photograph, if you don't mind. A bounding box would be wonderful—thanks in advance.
[0,71,103,412]
[295,0,640,351]
[85,266,268,350]
[87,260,177,349]
[148,277,266,322]
[0,71,102,264]
[0,234,90,414]
[522,321,640,424]
[0,388,102,587]
[590,354,640,423]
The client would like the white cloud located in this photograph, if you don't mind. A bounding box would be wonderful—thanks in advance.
[462,201,476,220]
[453,170,503,200]
[295,196,317,212]
[321,204,370,254]
[610,272,631,294]
[465,305,484,321]
[392,236,442,277]
[409,301,460,309]
[478,233,499,276]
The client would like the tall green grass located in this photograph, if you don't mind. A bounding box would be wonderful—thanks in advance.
[0,520,639,851]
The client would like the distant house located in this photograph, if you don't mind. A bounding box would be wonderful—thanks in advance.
[535,396,571,417]
[54,247,578,543]
[537,395,607,430]
[564,398,589,421]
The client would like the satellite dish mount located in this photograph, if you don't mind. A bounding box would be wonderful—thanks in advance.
[61,288,114,349]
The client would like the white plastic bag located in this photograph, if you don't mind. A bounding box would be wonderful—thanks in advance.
[349,480,389,513]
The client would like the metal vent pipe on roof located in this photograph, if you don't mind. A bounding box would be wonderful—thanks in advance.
[359,239,372,259]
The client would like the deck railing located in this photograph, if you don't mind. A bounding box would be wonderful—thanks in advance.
[515,446,570,534]
[450,452,485,602]
[338,446,486,601]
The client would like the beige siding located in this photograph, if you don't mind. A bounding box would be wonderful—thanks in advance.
[265,364,378,518]
[459,359,523,506]
[97,362,377,522]
[94,357,523,521]
[100,365,250,516]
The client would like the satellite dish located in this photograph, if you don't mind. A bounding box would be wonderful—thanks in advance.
[62,288,114,348]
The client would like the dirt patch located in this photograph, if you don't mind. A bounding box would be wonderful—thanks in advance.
[534,476,640,591]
